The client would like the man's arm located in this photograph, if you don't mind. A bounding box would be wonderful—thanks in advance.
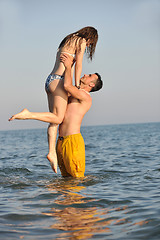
[60,54,90,101]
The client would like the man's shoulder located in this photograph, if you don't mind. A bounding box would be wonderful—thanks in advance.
[69,88,92,104]
[78,89,92,101]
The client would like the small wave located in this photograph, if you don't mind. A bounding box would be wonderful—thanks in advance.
[154,168,160,172]
[0,167,31,175]
[28,155,37,159]
[1,213,48,221]
[85,144,97,149]
[97,198,132,207]
[20,192,59,202]
[8,182,31,189]
[0,156,16,161]
[34,164,49,169]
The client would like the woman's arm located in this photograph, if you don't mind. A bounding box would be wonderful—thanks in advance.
[74,40,86,87]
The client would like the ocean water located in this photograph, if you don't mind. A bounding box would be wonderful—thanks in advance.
[0,122,160,240]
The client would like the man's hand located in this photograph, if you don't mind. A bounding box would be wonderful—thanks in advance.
[60,53,75,69]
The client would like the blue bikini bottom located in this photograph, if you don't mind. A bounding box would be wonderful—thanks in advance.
[45,74,64,92]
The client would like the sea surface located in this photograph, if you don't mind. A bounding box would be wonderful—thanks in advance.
[0,122,160,240]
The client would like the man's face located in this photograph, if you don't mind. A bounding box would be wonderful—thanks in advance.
[80,74,97,86]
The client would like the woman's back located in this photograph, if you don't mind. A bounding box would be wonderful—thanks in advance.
[51,38,78,76]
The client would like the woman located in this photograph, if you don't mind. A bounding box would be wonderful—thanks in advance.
[9,26,98,174]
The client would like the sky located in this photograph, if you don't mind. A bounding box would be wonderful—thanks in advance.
[0,0,160,130]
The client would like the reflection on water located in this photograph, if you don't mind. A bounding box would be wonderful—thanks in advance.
[44,178,110,239]
[43,178,138,240]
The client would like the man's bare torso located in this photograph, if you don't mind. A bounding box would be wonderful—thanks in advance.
[59,91,92,136]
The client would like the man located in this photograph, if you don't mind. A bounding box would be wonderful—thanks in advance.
[57,53,103,177]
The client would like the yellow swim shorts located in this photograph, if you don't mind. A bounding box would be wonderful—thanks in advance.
[56,133,85,178]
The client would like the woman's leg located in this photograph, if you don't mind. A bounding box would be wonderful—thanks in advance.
[9,79,68,174]
[46,90,58,173]
[47,122,58,173]
[8,81,67,124]
[46,83,67,173]
[8,109,63,123]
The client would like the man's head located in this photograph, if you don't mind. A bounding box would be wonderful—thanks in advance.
[80,73,103,92]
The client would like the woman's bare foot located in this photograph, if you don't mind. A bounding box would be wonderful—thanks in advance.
[47,152,57,174]
[8,108,31,121]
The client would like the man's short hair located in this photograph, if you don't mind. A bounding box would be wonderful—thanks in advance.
[90,73,103,92]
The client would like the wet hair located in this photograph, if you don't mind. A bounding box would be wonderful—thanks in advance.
[90,73,103,92]
[58,26,98,60]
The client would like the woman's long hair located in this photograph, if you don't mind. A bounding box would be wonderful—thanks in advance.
[58,26,98,60]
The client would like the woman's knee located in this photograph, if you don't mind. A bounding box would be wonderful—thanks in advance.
[52,114,64,124]
[57,115,64,124]
[48,114,63,125]
[48,123,58,129]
